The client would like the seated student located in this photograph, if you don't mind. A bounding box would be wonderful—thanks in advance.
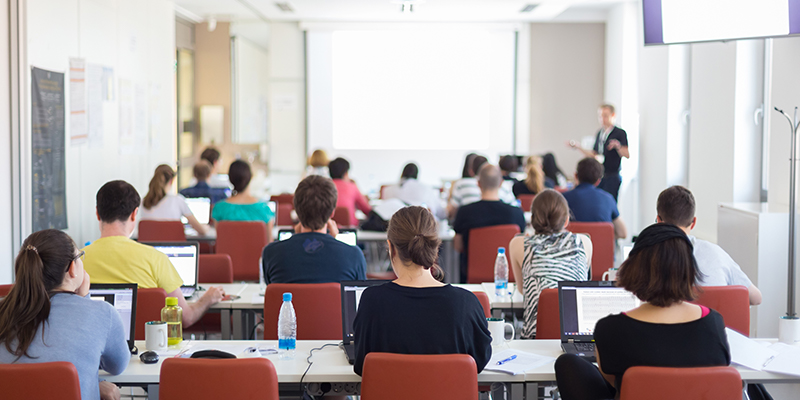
[562,158,627,239]
[382,163,445,219]
[83,180,224,328]
[302,149,330,179]
[0,229,129,400]
[211,160,275,239]
[139,164,208,235]
[199,147,233,189]
[513,156,546,197]
[353,206,492,376]
[329,157,371,225]
[542,153,567,188]
[449,155,517,218]
[509,189,592,339]
[262,175,367,283]
[180,160,230,204]
[554,223,730,400]
[656,185,762,305]
[453,164,526,283]
[499,155,519,195]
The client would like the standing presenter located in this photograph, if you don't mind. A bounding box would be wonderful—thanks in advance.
[569,104,629,201]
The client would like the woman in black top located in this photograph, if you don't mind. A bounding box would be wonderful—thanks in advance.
[352,206,492,376]
[554,223,730,400]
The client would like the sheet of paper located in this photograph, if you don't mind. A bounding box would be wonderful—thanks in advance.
[69,58,87,145]
[86,64,104,149]
[763,342,800,377]
[483,349,554,375]
[726,327,778,370]
[252,294,264,304]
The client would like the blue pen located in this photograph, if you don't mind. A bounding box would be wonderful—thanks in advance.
[496,355,517,365]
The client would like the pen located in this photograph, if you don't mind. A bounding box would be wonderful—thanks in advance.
[762,355,775,368]
[496,355,517,365]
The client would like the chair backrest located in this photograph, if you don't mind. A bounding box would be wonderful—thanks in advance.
[361,353,478,400]
[379,185,389,199]
[0,284,12,297]
[566,221,614,281]
[198,254,234,283]
[270,193,294,208]
[138,220,187,242]
[262,283,342,340]
[536,288,560,339]
[215,221,269,282]
[332,206,355,227]
[473,291,491,319]
[276,203,293,226]
[0,362,81,400]
[518,194,536,212]
[135,287,168,340]
[467,224,521,284]
[620,366,741,400]
[692,285,750,336]
[160,358,279,400]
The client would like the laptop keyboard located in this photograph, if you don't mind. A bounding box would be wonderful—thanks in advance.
[181,287,195,298]
[574,342,595,352]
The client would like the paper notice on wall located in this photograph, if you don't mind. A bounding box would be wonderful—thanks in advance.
[118,79,134,154]
[68,58,87,145]
[149,82,163,150]
[273,94,297,111]
[87,63,104,149]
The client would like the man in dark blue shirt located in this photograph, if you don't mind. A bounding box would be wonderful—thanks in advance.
[262,175,367,283]
[179,161,230,204]
[453,164,526,283]
[562,158,627,239]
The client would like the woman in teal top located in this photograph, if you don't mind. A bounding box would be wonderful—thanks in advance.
[212,160,275,239]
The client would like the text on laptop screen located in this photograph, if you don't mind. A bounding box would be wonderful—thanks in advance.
[152,244,198,286]
[89,287,134,341]
[278,230,358,246]
[561,286,641,336]
[342,285,370,340]
[182,197,211,225]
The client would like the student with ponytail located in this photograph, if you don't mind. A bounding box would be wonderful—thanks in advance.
[0,229,129,400]
[352,206,492,376]
[139,164,208,235]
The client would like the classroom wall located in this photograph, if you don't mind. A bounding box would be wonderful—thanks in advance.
[768,36,800,209]
[23,0,176,250]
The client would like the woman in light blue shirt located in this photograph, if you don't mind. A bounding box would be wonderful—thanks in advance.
[212,160,275,234]
[0,229,129,400]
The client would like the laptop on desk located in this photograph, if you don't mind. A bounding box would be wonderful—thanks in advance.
[142,242,200,298]
[182,197,211,225]
[558,281,641,362]
[89,283,138,353]
[340,280,391,364]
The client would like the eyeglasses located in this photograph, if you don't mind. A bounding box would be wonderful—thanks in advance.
[73,251,85,262]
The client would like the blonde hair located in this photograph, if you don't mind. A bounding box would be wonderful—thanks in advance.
[524,156,545,194]
[308,150,329,168]
[142,164,175,209]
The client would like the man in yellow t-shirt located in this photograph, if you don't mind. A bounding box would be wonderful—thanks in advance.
[83,180,224,328]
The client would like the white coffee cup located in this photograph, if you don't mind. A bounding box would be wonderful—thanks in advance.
[487,318,515,348]
[145,321,168,352]
[602,268,618,281]
[779,316,800,344]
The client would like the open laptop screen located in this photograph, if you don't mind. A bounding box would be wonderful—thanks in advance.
[559,281,641,339]
[340,280,391,344]
[181,197,211,225]
[88,283,137,350]
[143,242,199,288]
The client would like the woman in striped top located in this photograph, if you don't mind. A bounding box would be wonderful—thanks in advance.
[509,189,592,339]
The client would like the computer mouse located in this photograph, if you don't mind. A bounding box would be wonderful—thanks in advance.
[139,350,159,364]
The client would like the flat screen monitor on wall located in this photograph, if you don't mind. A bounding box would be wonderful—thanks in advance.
[643,0,800,45]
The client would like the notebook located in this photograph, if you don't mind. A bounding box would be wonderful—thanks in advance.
[88,283,138,353]
[558,281,641,362]
[182,197,211,225]
[142,242,200,297]
[277,229,358,246]
[340,280,391,364]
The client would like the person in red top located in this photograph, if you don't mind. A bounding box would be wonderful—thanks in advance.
[329,157,371,225]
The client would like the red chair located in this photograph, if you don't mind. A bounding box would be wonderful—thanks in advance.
[263,283,342,340]
[693,285,750,336]
[138,220,187,242]
[518,194,536,212]
[0,284,12,297]
[216,221,269,282]
[379,185,389,199]
[361,353,478,400]
[473,291,491,318]
[467,224,521,284]
[332,206,356,227]
[198,254,234,284]
[0,362,81,400]
[620,366,742,400]
[367,271,397,280]
[276,203,293,226]
[566,222,614,281]
[270,193,294,208]
[160,358,279,400]
[536,288,560,339]
[135,287,168,340]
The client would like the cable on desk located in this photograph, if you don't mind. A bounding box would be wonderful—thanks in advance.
[300,343,342,399]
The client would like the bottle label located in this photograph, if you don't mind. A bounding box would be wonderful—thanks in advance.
[278,337,296,350]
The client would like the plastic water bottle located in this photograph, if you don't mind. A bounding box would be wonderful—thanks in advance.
[494,248,509,298]
[161,297,183,346]
[277,292,297,359]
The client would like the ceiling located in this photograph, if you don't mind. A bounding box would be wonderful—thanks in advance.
[174,0,632,24]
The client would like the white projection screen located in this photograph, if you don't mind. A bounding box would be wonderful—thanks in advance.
[307,27,516,191]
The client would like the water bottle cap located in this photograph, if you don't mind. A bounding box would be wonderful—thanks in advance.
[283,292,292,302]
[165,297,178,306]
[498,247,506,254]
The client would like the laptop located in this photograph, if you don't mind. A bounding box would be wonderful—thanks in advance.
[278,229,358,246]
[142,242,200,297]
[182,197,211,225]
[558,281,641,362]
[267,200,277,215]
[340,280,392,364]
[88,283,138,353]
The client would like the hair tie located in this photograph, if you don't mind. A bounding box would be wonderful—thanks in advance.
[629,223,693,258]
[26,245,38,254]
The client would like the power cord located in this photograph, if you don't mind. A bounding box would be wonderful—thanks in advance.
[300,343,343,399]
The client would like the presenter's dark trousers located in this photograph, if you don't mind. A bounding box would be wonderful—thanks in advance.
[599,173,621,202]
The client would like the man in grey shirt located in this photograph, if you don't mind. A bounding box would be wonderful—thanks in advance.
[656,185,762,305]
